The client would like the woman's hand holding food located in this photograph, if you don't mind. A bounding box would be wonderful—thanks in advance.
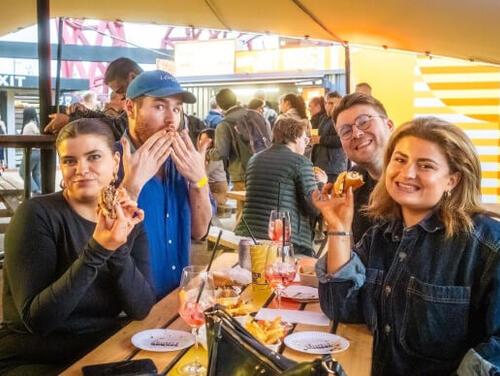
[312,184,354,231]
[94,187,144,251]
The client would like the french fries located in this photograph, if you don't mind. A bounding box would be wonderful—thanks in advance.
[244,317,285,345]
[225,301,253,316]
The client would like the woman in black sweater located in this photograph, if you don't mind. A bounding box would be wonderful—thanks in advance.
[0,119,155,375]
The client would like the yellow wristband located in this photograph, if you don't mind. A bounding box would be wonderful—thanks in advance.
[195,175,208,189]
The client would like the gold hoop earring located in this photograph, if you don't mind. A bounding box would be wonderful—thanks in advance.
[443,190,450,199]
[111,171,118,186]
[59,179,66,189]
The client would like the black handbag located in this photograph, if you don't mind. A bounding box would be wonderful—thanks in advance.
[205,304,346,376]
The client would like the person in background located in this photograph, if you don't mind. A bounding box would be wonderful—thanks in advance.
[44,57,143,139]
[277,93,309,124]
[311,91,346,183]
[81,92,98,111]
[0,118,154,375]
[103,91,126,118]
[0,114,6,173]
[248,98,265,114]
[248,98,272,130]
[20,107,41,195]
[181,112,206,145]
[254,90,277,127]
[314,117,500,375]
[308,96,326,130]
[310,91,346,243]
[332,93,394,243]
[235,117,326,256]
[278,93,311,158]
[197,128,228,215]
[209,88,270,191]
[204,99,224,129]
[355,82,373,96]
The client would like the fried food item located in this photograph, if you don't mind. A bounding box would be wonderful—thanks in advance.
[333,171,364,196]
[225,301,253,316]
[98,183,120,219]
[213,272,234,287]
[244,317,285,345]
[313,166,324,174]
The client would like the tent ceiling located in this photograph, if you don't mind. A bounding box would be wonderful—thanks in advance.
[3,0,500,65]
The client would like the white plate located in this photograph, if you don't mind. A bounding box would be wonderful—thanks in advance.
[284,331,349,354]
[131,329,195,352]
[282,285,319,302]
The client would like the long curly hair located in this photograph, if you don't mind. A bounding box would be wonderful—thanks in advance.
[367,117,487,238]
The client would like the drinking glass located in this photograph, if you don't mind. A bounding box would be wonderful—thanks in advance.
[267,210,291,242]
[264,243,297,308]
[178,265,216,376]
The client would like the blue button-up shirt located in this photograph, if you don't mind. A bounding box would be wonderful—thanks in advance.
[116,136,191,299]
[316,212,500,375]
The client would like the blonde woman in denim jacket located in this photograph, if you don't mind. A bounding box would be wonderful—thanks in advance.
[313,117,500,375]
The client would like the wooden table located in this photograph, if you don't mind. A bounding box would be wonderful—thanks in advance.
[226,190,246,224]
[62,253,372,376]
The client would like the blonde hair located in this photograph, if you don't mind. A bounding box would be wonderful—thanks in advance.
[368,117,486,238]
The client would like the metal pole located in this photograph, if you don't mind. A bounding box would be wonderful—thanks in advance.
[37,0,56,194]
[55,17,63,113]
[344,43,351,94]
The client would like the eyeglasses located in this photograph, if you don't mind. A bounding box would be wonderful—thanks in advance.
[338,114,385,140]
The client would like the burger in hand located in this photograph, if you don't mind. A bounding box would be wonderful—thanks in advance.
[333,171,364,196]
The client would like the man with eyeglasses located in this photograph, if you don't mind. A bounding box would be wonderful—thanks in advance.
[332,93,394,243]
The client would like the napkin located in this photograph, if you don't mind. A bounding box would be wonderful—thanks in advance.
[255,308,330,326]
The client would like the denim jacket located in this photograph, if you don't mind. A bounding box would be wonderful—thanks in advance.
[316,212,500,376]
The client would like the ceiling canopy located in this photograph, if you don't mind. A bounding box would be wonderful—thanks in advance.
[3,0,500,65]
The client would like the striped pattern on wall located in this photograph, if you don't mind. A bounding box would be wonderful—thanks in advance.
[414,57,500,203]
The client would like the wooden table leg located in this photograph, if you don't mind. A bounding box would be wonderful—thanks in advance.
[23,147,32,199]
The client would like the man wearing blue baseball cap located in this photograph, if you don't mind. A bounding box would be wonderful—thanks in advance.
[118,70,212,298]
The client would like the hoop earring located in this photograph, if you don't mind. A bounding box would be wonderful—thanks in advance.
[443,190,450,199]
[59,179,66,189]
[111,171,118,186]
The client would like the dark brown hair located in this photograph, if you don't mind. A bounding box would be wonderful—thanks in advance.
[309,96,325,113]
[272,117,308,144]
[281,93,307,119]
[332,93,388,124]
[104,57,143,84]
[56,118,116,153]
[248,98,265,110]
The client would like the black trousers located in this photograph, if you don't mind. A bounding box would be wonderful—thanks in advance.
[0,325,120,375]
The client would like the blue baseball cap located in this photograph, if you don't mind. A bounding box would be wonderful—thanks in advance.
[126,70,196,103]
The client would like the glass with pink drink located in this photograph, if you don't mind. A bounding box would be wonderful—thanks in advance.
[268,210,291,242]
[178,266,215,376]
[264,243,297,308]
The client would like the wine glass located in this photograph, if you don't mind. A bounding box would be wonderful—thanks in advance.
[178,266,216,376]
[264,243,297,309]
[268,210,291,243]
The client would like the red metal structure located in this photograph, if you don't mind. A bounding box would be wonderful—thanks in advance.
[57,18,127,92]
[56,19,265,94]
